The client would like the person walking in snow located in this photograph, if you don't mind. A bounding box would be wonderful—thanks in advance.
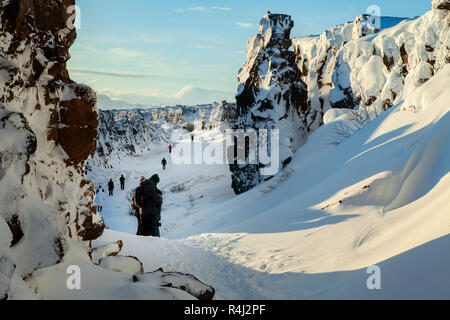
[131,176,163,237]
[108,179,114,196]
[168,145,172,154]
[120,175,126,191]
[149,174,163,237]
[95,187,105,212]
[161,158,167,170]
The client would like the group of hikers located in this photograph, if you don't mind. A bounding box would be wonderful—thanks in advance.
[105,175,126,196]
[160,144,173,170]
[95,174,163,237]
[94,144,177,237]
[95,174,126,211]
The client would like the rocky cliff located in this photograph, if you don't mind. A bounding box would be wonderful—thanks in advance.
[0,0,104,298]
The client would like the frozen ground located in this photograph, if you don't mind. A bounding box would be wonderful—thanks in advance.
[89,65,450,300]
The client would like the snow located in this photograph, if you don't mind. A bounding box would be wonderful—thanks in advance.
[2,1,449,301]
[82,64,450,299]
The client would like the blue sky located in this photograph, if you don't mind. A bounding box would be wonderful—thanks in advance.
[68,0,431,107]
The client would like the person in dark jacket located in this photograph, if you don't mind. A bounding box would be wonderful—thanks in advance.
[130,177,145,234]
[161,158,167,170]
[108,179,114,196]
[149,174,163,237]
[131,176,162,237]
[120,175,126,190]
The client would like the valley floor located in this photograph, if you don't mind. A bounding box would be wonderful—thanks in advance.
[89,66,450,299]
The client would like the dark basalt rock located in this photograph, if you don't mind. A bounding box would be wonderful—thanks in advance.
[231,12,308,194]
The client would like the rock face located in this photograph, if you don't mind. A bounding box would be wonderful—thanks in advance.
[0,0,104,298]
[231,12,308,194]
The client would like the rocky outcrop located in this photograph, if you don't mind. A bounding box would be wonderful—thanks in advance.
[230,12,308,194]
[133,268,215,301]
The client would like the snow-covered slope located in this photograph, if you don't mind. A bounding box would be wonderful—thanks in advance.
[90,63,449,299]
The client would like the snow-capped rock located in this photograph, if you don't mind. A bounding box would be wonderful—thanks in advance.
[293,1,449,121]
[0,0,105,295]
[133,268,216,301]
[433,0,450,10]
[231,12,308,194]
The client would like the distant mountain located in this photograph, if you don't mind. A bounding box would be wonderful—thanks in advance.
[96,94,153,110]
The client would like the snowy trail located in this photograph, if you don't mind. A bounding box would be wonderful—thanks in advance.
[90,141,234,236]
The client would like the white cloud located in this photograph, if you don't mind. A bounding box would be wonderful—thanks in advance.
[97,85,234,106]
[211,7,232,11]
[188,7,208,11]
[69,67,156,78]
[170,85,232,104]
[193,44,213,49]
[176,6,232,13]
[235,22,254,28]
[109,48,146,58]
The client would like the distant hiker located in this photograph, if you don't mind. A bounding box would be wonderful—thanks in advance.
[108,179,114,196]
[95,187,105,212]
[161,158,167,170]
[191,134,194,142]
[169,145,172,154]
[120,175,126,190]
[131,176,163,237]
